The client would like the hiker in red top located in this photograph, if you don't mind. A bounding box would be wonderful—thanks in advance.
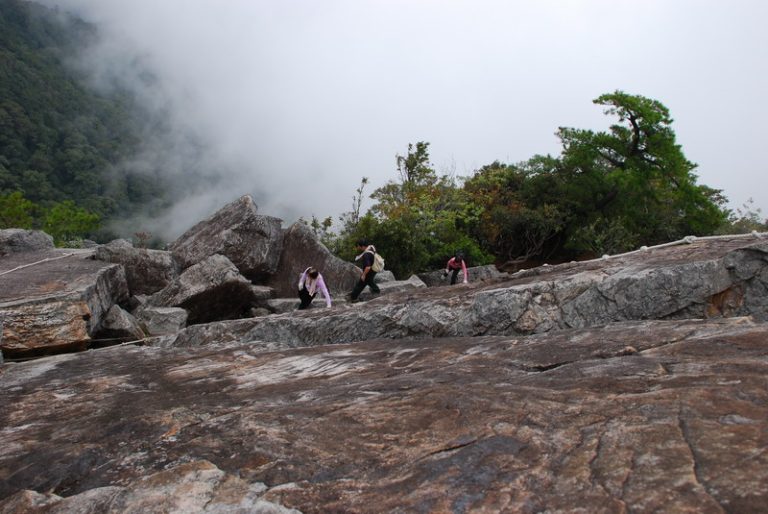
[444,251,468,285]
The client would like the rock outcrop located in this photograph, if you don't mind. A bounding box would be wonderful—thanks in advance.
[167,236,768,351]
[168,195,284,281]
[1,317,765,512]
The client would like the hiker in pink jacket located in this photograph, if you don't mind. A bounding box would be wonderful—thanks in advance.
[298,266,332,309]
[444,252,468,285]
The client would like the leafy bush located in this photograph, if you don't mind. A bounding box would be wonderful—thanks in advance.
[42,200,101,246]
[0,191,35,228]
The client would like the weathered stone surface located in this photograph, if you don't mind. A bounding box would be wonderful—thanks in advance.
[95,238,178,295]
[266,222,360,296]
[0,461,299,514]
[0,490,62,513]
[418,263,506,287]
[357,273,426,300]
[374,269,396,283]
[0,250,129,357]
[168,236,768,350]
[0,229,53,256]
[266,297,349,314]
[1,318,765,512]
[168,195,284,281]
[135,306,188,336]
[251,285,276,305]
[93,305,145,341]
[149,254,256,324]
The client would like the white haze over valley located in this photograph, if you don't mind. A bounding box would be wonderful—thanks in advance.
[40,0,768,240]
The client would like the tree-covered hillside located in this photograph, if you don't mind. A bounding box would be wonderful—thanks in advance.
[0,0,162,241]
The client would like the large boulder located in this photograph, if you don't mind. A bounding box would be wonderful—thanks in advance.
[0,249,129,357]
[148,254,256,324]
[0,229,54,256]
[94,239,178,295]
[168,195,284,281]
[266,221,361,296]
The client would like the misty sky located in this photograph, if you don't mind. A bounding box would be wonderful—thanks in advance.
[40,0,768,238]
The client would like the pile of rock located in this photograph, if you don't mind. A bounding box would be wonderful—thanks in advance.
[0,195,446,358]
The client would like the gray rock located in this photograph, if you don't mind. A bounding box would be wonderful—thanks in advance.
[250,285,276,306]
[266,296,348,314]
[93,305,146,341]
[0,229,54,256]
[266,222,361,296]
[358,274,426,300]
[135,306,188,336]
[249,307,272,317]
[169,195,284,281]
[418,263,505,287]
[374,270,396,283]
[95,239,178,295]
[167,236,768,350]
[266,298,301,314]
[149,254,256,324]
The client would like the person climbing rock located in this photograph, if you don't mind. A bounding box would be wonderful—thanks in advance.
[349,239,382,302]
[444,251,468,285]
[298,266,332,309]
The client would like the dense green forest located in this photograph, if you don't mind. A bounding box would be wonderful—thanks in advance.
[0,0,163,243]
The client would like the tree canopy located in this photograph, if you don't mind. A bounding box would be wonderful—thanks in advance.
[321,92,731,277]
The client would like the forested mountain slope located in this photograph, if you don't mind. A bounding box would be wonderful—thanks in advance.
[0,0,161,235]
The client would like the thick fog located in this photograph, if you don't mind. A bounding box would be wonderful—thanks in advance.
[40,0,768,238]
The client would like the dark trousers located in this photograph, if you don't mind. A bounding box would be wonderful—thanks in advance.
[350,271,380,300]
[298,286,316,309]
[450,268,460,285]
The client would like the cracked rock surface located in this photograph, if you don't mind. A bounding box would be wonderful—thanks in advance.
[1,317,766,512]
[167,236,768,351]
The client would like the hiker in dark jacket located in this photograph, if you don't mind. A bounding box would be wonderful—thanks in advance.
[349,239,381,302]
